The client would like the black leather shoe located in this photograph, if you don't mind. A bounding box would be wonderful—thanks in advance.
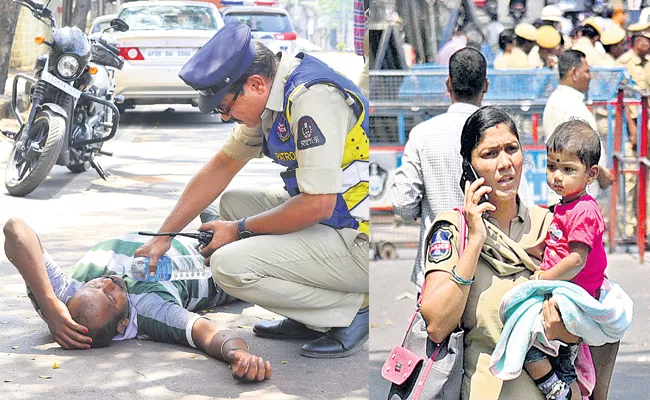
[253,318,323,339]
[300,306,369,358]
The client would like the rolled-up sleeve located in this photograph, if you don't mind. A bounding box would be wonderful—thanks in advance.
[221,123,264,161]
[289,84,355,194]
[392,136,424,219]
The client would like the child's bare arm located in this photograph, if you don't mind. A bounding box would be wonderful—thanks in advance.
[535,242,591,281]
[525,240,546,261]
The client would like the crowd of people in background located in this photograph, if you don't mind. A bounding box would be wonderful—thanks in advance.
[434,3,650,242]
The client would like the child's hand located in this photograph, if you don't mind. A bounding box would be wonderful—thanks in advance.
[530,270,545,281]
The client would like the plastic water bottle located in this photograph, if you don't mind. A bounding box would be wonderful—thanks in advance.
[122,255,211,282]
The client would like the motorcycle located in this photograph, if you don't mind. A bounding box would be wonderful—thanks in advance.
[1,0,128,197]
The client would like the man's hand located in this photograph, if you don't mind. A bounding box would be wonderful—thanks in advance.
[198,220,238,260]
[42,298,91,349]
[3,218,90,349]
[228,349,272,382]
[134,236,172,277]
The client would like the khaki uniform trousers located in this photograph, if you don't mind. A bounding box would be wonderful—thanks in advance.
[209,186,369,331]
[623,142,650,237]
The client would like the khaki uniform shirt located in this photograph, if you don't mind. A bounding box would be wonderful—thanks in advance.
[221,53,357,194]
[572,37,612,67]
[493,47,533,69]
[616,49,650,120]
[425,204,552,400]
[528,46,545,69]
[602,52,617,67]
[616,49,649,91]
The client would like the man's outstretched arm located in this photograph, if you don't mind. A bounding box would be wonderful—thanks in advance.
[3,218,92,349]
[192,318,272,382]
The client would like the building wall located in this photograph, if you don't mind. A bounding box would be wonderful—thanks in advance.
[7,0,117,70]
[9,7,53,69]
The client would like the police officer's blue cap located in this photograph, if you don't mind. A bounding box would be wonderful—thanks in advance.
[179,22,255,113]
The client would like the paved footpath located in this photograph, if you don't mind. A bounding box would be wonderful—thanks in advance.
[0,105,368,400]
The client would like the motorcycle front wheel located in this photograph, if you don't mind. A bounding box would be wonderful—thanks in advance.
[5,110,65,197]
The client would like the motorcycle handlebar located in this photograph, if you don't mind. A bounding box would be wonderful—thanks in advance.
[16,0,44,11]
[97,38,120,56]
[14,0,55,28]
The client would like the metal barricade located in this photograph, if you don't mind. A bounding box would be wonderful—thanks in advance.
[370,67,648,261]
[607,87,650,262]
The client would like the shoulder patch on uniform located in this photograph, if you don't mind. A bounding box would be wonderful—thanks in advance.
[427,227,454,264]
[296,116,326,150]
[277,115,290,143]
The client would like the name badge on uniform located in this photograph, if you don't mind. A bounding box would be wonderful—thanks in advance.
[428,227,453,264]
[297,116,326,150]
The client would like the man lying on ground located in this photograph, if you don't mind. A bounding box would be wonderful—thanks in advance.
[3,218,271,382]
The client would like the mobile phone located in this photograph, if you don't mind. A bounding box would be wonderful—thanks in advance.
[459,159,490,205]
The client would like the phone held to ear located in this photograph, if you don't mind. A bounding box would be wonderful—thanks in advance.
[459,159,490,205]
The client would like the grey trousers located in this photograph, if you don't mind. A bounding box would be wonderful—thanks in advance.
[209,186,369,330]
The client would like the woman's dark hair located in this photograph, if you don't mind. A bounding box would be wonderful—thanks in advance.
[460,106,520,161]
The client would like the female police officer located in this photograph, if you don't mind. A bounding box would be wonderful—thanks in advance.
[134,22,369,359]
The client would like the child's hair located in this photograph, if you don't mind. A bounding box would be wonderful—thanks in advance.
[546,119,601,168]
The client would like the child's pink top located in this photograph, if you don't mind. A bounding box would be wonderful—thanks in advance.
[540,195,606,298]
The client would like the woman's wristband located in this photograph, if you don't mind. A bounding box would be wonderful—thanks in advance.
[449,265,474,286]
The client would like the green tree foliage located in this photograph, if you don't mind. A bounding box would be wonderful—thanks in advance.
[318,0,352,31]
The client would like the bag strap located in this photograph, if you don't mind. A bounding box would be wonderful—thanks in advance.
[399,208,466,347]
[412,352,442,399]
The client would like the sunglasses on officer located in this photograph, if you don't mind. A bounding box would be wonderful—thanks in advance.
[214,90,241,117]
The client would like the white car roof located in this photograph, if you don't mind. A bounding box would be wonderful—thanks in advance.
[119,1,218,11]
[91,14,117,24]
[222,6,289,15]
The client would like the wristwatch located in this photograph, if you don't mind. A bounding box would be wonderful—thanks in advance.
[237,218,255,239]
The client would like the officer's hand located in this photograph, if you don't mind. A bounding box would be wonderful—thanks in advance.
[228,349,272,382]
[542,296,580,344]
[463,177,495,244]
[198,220,238,260]
[134,237,172,277]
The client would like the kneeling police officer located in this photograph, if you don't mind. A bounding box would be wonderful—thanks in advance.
[135,22,370,358]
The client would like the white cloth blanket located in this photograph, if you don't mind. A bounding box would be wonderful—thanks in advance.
[489,279,633,380]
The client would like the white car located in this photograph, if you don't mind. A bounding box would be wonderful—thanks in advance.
[89,14,117,35]
[221,6,297,54]
[112,1,224,111]
[296,37,322,53]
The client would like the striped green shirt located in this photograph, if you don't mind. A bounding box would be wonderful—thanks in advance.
[30,234,224,348]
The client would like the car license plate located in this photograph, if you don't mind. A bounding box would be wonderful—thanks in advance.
[145,48,195,59]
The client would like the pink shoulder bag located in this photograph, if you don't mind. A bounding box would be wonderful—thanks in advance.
[382,208,467,400]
